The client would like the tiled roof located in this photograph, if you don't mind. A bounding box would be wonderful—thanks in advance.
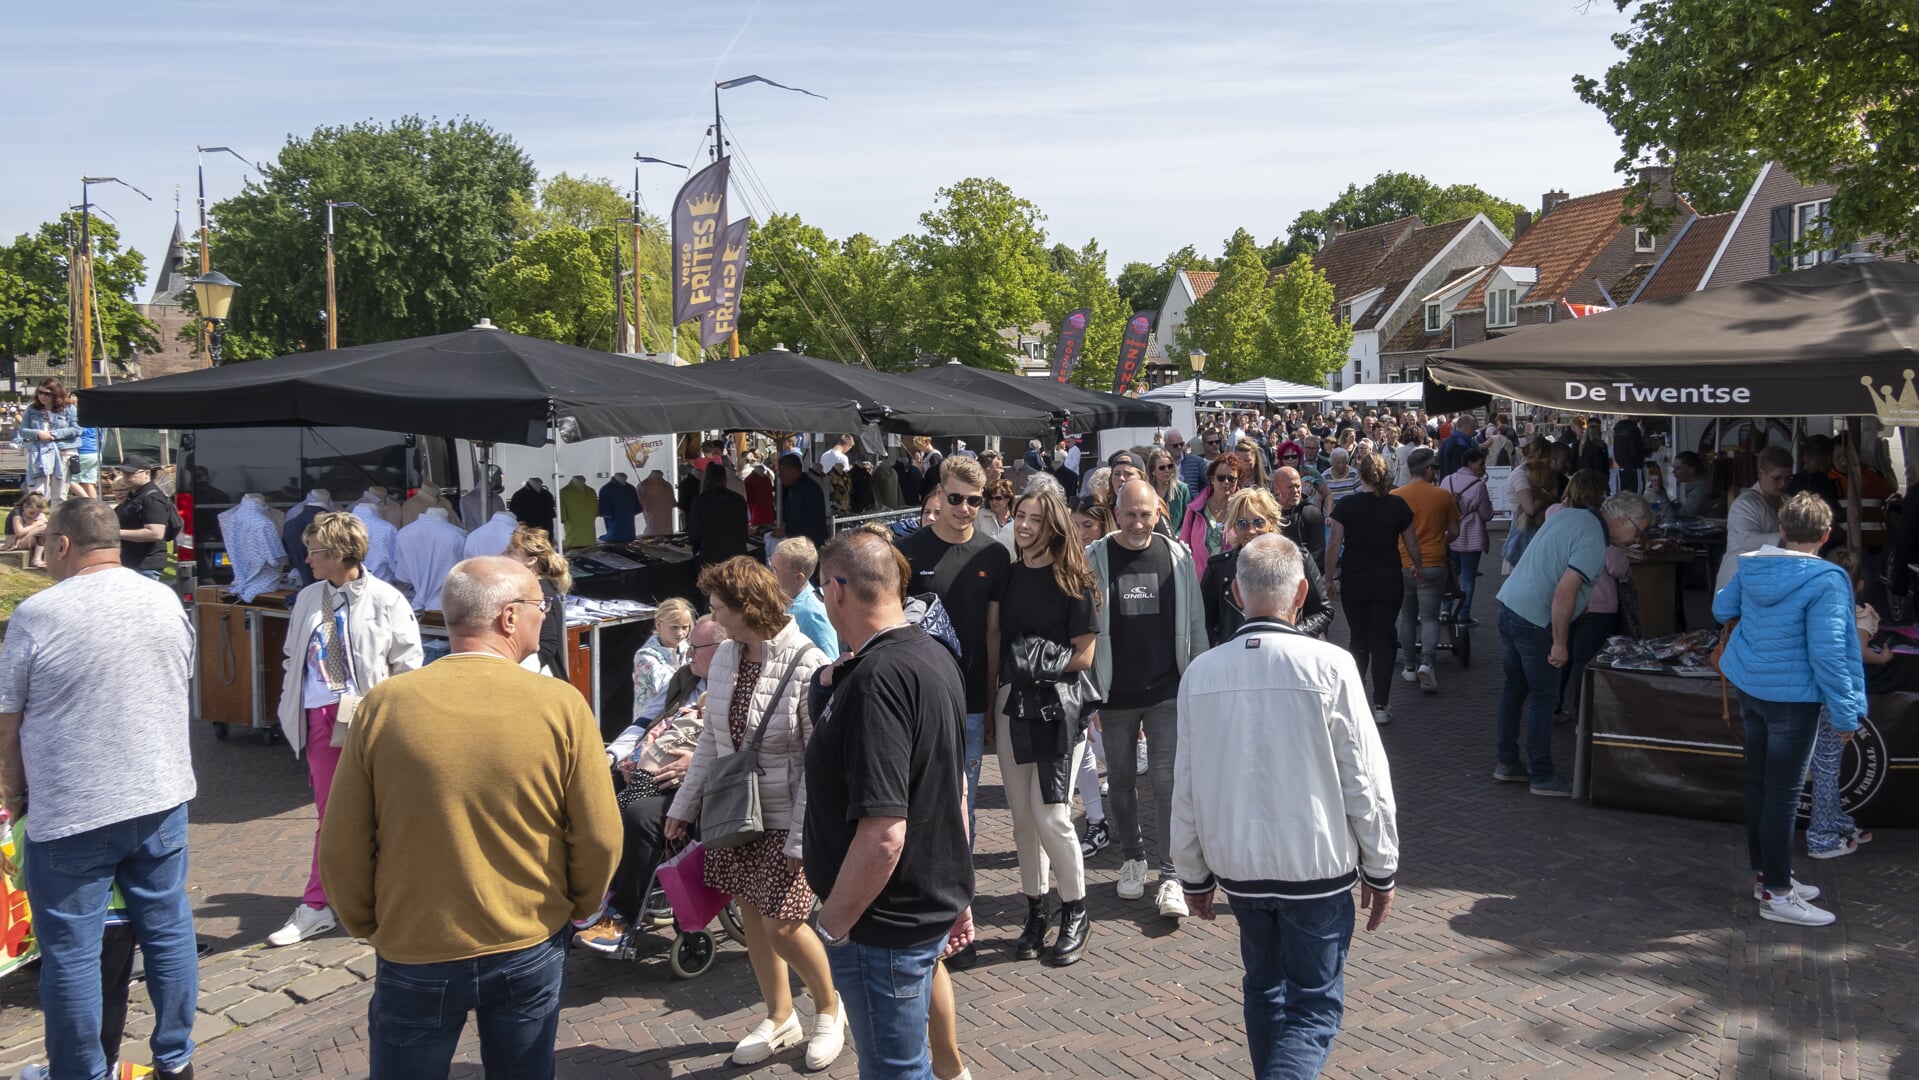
[1632,211,1736,304]
[1184,269,1219,299]
[1280,216,1422,303]
[1609,263,1656,301]
[1348,217,1475,330]
[1455,188,1632,312]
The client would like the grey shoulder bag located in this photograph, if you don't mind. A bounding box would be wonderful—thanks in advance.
[699,646,821,849]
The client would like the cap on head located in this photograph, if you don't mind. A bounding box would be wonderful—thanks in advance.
[117,454,158,474]
[1107,450,1146,473]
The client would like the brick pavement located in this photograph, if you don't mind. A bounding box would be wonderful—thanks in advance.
[4,585,1916,1079]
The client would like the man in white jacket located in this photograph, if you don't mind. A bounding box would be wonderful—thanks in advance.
[1173,533,1398,1080]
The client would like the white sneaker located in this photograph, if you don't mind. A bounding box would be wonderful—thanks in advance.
[1117,858,1149,900]
[733,1013,803,1065]
[1751,876,1821,902]
[267,903,337,947]
[1374,706,1392,726]
[804,999,845,1070]
[1155,879,1188,918]
[1417,664,1437,692]
[1401,667,1417,683]
[1759,890,1836,927]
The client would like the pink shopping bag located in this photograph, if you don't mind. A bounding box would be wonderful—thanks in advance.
[656,841,728,934]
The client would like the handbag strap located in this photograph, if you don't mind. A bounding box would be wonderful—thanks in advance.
[740,644,823,756]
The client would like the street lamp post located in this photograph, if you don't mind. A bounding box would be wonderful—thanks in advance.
[76,176,152,388]
[324,200,373,351]
[189,272,240,362]
[1189,348,1208,430]
[633,155,689,356]
[195,146,255,365]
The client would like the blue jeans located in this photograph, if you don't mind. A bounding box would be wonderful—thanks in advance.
[23,803,199,1080]
[1236,891,1355,1080]
[368,930,567,1080]
[963,711,986,851]
[1496,604,1559,781]
[825,935,946,1080]
[1455,551,1482,620]
[1806,709,1859,854]
[1736,693,1820,891]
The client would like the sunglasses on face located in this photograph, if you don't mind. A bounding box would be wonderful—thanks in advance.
[1214,475,1240,487]
[1235,517,1269,530]
[1168,441,1185,449]
[945,492,984,508]
[989,494,1010,503]
[1283,454,1300,462]
[1154,463,1175,472]
[1205,440,1221,447]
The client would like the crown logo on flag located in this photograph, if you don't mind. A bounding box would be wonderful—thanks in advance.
[721,240,745,263]
[1861,370,1919,426]
[685,192,723,216]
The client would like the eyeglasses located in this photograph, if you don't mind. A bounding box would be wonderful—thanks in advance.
[507,596,551,614]
[945,492,984,508]
[1235,517,1269,530]
[1167,441,1185,449]
[988,494,1010,503]
[1154,463,1175,472]
[1282,455,1300,462]
[690,640,722,653]
[1213,475,1241,487]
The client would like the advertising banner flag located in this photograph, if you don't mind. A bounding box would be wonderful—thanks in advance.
[1051,308,1090,383]
[701,218,752,348]
[1114,309,1157,396]
[671,157,730,325]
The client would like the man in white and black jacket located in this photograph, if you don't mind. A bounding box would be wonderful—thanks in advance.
[1172,532,1399,1080]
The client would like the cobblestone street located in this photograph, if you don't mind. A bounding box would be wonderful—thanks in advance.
[4,603,1915,1079]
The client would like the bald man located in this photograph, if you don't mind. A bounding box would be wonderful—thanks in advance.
[320,556,619,1079]
[1084,481,1208,918]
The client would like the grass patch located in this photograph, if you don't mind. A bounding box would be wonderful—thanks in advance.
[0,566,52,640]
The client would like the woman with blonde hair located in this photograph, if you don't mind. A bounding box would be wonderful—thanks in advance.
[271,511,422,947]
[631,596,697,717]
[507,525,571,677]
[1202,487,1332,645]
[987,486,1100,967]
[665,557,840,1068]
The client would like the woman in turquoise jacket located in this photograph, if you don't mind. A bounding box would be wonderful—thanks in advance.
[1712,491,1867,929]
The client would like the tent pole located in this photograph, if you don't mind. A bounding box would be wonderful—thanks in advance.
[551,403,564,547]
[1846,416,1865,559]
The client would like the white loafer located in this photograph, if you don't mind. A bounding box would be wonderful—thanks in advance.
[733,1013,803,1065]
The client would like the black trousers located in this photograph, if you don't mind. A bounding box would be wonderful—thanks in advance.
[1341,566,1405,709]
[609,788,674,922]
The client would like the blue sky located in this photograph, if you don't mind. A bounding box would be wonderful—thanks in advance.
[6,0,1638,296]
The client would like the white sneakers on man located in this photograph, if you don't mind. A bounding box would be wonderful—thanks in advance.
[805,999,845,1070]
[1760,890,1836,927]
[267,903,337,947]
[1155,879,1189,919]
[1117,858,1149,900]
[732,1013,802,1065]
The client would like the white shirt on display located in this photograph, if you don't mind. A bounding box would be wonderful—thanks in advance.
[463,510,519,560]
[396,507,468,612]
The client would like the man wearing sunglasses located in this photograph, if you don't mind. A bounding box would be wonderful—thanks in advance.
[1165,430,1206,493]
[896,457,1010,968]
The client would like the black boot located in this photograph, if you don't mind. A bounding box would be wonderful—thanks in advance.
[1014,894,1050,960]
[1046,900,1089,967]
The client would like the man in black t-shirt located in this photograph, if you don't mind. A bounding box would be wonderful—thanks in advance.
[804,530,972,1077]
[895,457,1010,850]
[112,455,173,577]
[1084,480,1207,921]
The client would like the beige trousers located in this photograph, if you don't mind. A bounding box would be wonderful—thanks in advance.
[995,698,1087,902]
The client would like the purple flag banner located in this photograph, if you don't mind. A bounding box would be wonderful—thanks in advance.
[1052,308,1090,383]
[672,157,730,325]
[1114,309,1157,396]
[702,218,752,347]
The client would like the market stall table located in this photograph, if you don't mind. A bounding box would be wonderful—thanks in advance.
[1625,545,1698,638]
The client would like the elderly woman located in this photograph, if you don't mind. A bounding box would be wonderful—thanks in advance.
[1202,487,1332,645]
[665,557,840,1068]
[271,511,422,947]
[632,597,697,716]
[1714,492,1867,928]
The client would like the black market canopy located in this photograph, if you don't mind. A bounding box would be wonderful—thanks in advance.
[906,362,1172,430]
[671,350,1055,436]
[78,326,867,445]
[1425,260,1919,420]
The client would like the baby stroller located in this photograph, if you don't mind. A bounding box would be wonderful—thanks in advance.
[573,837,748,980]
[1437,553,1473,668]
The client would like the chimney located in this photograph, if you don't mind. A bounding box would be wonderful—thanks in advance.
[1327,216,1346,244]
[1513,210,1532,238]
[1637,165,1677,209]
[1541,190,1569,216]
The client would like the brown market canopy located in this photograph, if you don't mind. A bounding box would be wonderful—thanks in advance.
[1425,259,1919,420]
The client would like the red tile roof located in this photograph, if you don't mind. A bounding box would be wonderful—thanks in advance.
[1184,269,1219,299]
[1350,217,1476,329]
[1280,217,1421,303]
[1631,211,1736,304]
[1455,188,1632,312]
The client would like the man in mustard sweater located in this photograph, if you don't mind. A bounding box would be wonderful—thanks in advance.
[320,555,619,1079]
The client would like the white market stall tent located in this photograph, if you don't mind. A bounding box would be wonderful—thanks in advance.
[1325,382,1424,405]
[1198,377,1332,404]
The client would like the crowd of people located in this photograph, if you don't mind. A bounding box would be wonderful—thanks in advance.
[4,394,1902,1078]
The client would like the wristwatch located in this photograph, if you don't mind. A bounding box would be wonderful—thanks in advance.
[814,915,849,947]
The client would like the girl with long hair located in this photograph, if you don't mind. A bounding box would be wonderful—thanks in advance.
[986,487,1099,967]
[507,526,572,677]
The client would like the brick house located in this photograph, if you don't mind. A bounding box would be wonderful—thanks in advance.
[1698,162,1904,289]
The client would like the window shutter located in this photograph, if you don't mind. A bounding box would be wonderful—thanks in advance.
[1769,205,1792,274]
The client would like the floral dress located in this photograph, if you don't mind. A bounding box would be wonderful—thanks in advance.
[701,656,817,920]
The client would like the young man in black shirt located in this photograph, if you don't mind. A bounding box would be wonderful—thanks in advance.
[112,455,173,578]
[1084,480,1207,920]
[804,529,973,1079]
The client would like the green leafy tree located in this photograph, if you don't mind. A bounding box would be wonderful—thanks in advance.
[201,115,536,358]
[906,178,1055,371]
[1278,172,1526,261]
[737,213,920,369]
[1174,229,1272,383]
[485,226,616,348]
[1262,254,1352,385]
[1116,245,1216,313]
[0,213,156,368]
[1045,239,1128,391]
[510,172,633,238]
[1574,0,1916,253]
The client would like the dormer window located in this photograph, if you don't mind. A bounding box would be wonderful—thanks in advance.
[1424,303,1442,332]
[1487,288,1518,328]
[1338,302,1353,324]
[1634,227,1654,253]
[1793,199,1837,268]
